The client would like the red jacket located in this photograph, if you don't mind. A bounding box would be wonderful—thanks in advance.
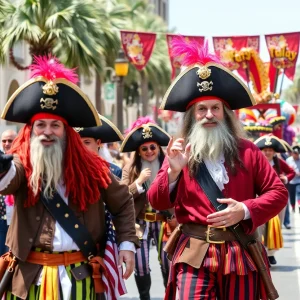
[147,139,288,234]
[277,158,295,182]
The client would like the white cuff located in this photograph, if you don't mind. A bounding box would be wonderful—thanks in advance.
[242,203,251,220]
[0,162,16,191]
[119,241,136,253]
[169,178,179,193]
[135,181,145,194]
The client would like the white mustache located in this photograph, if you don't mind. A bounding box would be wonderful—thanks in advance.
[199,118,219,125]
[37,135,59,142]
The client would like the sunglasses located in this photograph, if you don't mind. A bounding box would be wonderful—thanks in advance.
[141,144,157,152]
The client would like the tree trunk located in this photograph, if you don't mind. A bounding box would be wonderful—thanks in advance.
[140,71,148,116]
[154,87,160,123]
[95,72,102,114]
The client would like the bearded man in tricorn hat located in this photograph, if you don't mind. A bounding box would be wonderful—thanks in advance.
[148,38,287,300]
[0,57,138,300]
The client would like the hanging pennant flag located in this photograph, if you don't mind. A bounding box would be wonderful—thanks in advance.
[120,30,156,71]
[166,34,205,79]
[265,32,300,92]
[213,36,259,80]
[213,36,268,94]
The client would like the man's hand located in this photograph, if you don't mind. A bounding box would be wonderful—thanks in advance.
[279,174,288,184]
[206,198,245,227]
[118,250,135,279]
[0,150,13,174]
[167,137,191,183]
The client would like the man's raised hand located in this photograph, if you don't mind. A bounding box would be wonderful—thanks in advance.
[167,137,191,183]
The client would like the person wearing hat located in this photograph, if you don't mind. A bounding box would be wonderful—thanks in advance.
[254,135,295,265]
[147,38,288,300]
[120,117,173,300]
[286,145,300,214]
[75,114,123,178]
[0,57,139,300]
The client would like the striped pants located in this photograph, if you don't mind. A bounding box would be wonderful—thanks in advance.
[135,220,169,276]
[176,263,259,300]
[5,261,97,300]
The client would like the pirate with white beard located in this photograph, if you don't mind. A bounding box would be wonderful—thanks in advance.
[148,38,288,300]
[0,57,138,300]
[120,117,174,300]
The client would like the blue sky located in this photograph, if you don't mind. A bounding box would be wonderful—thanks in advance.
[169,0,300,89]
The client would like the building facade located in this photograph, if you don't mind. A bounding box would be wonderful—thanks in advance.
[149,0,169,24]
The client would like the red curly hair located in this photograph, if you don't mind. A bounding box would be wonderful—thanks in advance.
[9,123,111,211]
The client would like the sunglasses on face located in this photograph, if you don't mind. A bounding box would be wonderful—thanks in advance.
[141,144,157,152]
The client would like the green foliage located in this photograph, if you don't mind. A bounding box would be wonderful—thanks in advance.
[0,0,135,76]
[118,0,172,101]
[283,65,300,104]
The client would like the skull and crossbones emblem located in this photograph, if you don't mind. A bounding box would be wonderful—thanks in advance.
[73,127,84,132]
[264,136,272,146]
[40,98,58,110]
[142,125,153,139]
[197,81,213,92]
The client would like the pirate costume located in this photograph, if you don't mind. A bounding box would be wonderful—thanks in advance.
[120,118,172,300]
[0,56,138,300]
[147,38,287,300]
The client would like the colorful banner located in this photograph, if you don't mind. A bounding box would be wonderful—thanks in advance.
[166,34,205,79]
[120,30,156,71]
[213,36,269,93]
[265,32,300,92]
[213,35,260,80]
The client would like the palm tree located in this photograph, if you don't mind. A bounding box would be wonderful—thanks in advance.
[283,65,300,104]
[118,0,172,118]
[92,0,145,112]
[0,0,136,76]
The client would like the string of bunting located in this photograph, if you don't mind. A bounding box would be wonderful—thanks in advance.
[120,30,300,96]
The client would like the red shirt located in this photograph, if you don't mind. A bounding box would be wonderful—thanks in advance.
[147,139,288,234]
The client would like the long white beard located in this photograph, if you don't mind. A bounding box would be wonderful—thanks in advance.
[30,134,65,198]
[141,157,160,188]
[188,118,236,163]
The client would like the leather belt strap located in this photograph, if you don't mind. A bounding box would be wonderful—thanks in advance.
[182,223,237,243]
[27,251,86,266]
[137,212,166,222]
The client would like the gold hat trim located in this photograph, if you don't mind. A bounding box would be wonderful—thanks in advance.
[160,62,256,110]
[1,77,101,126]
[254,135,288,152]
[98,114,124,141]
[120,123,171,153]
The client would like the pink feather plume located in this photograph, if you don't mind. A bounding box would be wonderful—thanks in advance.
[30,56,78,84]
[125,116,156,134]
[171,36,222,67]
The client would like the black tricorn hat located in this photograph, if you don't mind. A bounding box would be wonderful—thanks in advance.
[282,140,293,153]
[292,145,300,153]
[74,115,123,143]
[160,63,255,112]
[1,57,100,127]
[254,135,288,153]
[120,123,170,153]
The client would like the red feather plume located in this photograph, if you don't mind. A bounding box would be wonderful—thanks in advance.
[30,55,78,84]
[125,116,156,134]
[171,36,222,67]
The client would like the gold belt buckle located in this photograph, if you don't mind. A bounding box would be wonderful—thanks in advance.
[206,225,226,244]
[144,212,157,222]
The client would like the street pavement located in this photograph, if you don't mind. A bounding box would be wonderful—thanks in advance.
[121,212,300,299]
